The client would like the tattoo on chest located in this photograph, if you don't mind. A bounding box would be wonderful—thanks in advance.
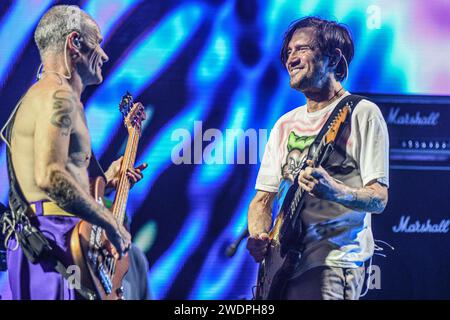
[51,90,74,136]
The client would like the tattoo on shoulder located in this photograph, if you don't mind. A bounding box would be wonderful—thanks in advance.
[51,90,75,136]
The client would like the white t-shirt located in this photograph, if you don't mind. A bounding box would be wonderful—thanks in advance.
[255,92,389,277]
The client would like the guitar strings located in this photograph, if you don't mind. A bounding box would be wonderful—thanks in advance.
[106,130,132,278]
[107,126,139,282]
[107,142,132,281]
[108,128,136,278]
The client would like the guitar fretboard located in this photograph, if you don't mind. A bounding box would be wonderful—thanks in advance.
[112,126,140,225]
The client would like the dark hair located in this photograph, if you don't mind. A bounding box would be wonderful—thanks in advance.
[280,16,354,81]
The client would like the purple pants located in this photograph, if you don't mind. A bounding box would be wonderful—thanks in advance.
[7,216,80,300]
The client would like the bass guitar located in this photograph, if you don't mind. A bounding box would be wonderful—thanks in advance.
[70,92,146,300]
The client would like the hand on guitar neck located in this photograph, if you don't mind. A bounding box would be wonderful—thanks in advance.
[101,157,147,258]
[298,160,340,201]
[298,160,388,213]
[105,156,148,190]
[101,156,148,259]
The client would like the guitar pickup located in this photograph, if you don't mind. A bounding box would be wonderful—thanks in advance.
[97,262,113,295]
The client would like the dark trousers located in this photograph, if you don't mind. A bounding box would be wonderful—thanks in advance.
[283,265,365,300]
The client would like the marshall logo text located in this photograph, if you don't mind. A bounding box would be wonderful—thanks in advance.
[392,215,450,234]
[387,107,440,126]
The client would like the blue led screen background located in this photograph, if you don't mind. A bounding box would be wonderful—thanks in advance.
[0,0,449,299]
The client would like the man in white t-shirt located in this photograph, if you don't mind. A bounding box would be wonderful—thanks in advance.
[246,17,389,300]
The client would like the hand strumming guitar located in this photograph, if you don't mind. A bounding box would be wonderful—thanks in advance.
[247,233,270,263]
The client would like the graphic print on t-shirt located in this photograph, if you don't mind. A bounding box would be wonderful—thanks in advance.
[255,96,390,276]
[281,131,316,182]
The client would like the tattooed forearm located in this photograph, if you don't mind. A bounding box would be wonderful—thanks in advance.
[46,170,114,228]
[336,184,388,213]
[51,90,74,136]
[248,192,276,236]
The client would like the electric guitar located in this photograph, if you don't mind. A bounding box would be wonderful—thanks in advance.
[70,92,146,300]
[254,104,351,300]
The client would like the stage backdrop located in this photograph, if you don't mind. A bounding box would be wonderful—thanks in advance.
[1,0,449,299]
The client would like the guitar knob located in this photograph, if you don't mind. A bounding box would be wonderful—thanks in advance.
[116,286,124,295]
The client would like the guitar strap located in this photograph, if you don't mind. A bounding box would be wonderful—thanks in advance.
[307,94,365,164]
[89,151,107,180]
[1,109,97,300]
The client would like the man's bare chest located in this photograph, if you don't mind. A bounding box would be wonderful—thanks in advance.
[68,111,92,169]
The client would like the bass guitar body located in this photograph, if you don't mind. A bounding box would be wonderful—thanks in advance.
[70,177,129,300]
[254,179,303,300]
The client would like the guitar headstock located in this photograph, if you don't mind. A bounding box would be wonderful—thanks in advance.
[119,92,146,135]
[324,105,351,144]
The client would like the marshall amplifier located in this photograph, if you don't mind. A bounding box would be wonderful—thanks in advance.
[358,94,450,299]
[365,94,450,170]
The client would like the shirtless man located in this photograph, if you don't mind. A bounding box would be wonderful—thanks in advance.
[5,5,146,299]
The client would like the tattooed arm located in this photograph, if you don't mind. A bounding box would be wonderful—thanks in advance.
[333,180,388,213]
[246,191,276,262]
[298,160,388,213]
[34,88,130,255]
